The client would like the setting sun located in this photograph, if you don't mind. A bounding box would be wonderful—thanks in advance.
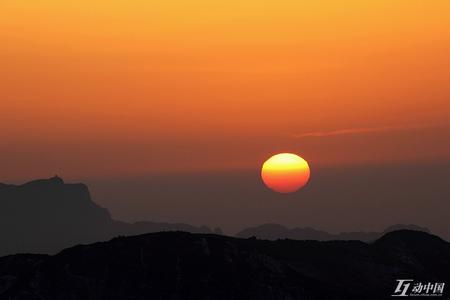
[261,153,311,194]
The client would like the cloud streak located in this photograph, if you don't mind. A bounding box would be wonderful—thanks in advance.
[291,124,439,139]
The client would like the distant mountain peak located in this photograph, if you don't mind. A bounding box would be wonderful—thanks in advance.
[21,175,65,187]
[51,175,64,184]
[381,224,430,235]
[0,177,213,256]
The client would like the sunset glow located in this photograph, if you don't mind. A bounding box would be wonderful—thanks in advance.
[261,153,310,194]
[1,0,450,180]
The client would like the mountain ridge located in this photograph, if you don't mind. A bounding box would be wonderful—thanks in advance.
[0,177,439,257]
[0,229,448,299]
[236,223,431,241]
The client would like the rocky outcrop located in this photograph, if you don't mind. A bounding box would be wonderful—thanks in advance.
[0,177,213,256]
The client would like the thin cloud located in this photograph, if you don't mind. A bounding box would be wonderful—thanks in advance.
[291,124,438,139]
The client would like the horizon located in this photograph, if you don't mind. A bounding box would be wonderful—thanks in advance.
[0,174,438,237]
[3,161,449,240]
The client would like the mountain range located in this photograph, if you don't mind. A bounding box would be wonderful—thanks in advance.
[0,177,439,256]
[236,223,430,242]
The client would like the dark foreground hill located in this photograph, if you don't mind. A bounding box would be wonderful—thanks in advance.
[0,230,449,300]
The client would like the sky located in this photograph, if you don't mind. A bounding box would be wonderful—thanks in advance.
[1,1,450,237]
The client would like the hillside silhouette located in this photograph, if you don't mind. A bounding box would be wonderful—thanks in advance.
[0,177,212,256]
[236,223,431,241]
[0,230,448,299]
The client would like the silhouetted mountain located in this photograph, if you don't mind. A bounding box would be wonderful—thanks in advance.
[0,230,448,299]
[236,223,430,241]
[0,177,213,256]
[0,177,436,258]
[381,224,431,235]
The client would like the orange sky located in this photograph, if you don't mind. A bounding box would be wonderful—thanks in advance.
[1,0,450,180]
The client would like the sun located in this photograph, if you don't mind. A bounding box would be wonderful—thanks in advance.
[261,153,311,193]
